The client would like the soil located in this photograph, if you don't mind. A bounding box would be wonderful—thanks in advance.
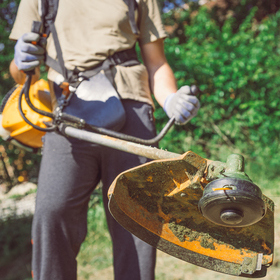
[1,185,279,280]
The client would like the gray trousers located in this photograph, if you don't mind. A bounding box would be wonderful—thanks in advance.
[32,100,157,280]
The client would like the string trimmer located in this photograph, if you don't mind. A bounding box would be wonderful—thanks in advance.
[1,72,274,278]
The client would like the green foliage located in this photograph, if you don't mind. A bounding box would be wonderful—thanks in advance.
[205,0,280,30]
[0,216,32,279]
[0,0,19,94]
[159,0,280,44]
[158,7,280,181]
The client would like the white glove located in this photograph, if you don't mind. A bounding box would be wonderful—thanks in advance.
[164,85,200,125]
[14,32,45,71]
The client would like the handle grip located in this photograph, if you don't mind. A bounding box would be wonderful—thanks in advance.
[25,21,45,75]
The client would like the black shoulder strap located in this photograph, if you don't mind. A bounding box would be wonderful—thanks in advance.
[39,0,59,34]
[39,0,68,80]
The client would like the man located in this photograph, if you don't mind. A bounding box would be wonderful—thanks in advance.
[9,0,200,279]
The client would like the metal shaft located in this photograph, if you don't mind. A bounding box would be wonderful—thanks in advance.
[60,125,180,160]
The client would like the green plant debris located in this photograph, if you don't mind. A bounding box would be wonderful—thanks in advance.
[168,216,273,255]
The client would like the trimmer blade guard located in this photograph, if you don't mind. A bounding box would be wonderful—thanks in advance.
[108,151,274,278]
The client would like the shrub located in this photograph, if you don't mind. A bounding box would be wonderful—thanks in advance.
[157,7,280,180]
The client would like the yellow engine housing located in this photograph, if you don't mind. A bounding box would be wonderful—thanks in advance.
[1,79,52,149]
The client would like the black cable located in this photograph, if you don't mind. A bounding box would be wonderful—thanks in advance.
[23,74,54,118]
[18,75,57,132]
[83,116,176,145]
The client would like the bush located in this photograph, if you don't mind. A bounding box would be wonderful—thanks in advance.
[158,7,280,181]
[0,216,32,279]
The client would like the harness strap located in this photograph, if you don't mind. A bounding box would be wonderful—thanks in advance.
[75,47,139,78]
[123,0,139,35]
[48,46,140,86]
[85,47,140,85]
[48,22,68,80]
[40,0,59,32]
[39,0,140,86]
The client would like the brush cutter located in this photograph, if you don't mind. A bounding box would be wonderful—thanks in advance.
[2,73,274,278]
[63,126,274,278]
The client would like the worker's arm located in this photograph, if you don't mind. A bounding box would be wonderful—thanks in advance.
[9,32,44,85]
[140,39,200,125]
[140,38,177,107]
[10,59,40,85]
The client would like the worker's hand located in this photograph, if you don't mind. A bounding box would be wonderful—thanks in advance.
[163,85,200,125]
[14,32,45,72]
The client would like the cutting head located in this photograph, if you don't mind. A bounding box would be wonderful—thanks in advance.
[198,154,267,227]
[108,151,274,278]
[198,177,267,227]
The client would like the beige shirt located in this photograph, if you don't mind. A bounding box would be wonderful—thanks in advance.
[10,0,167,107]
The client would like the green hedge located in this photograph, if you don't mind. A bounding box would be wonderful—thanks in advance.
[157,7,280,180]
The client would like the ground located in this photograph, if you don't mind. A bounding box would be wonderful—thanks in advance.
[0,184,279,280]
[79,190,280,280]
